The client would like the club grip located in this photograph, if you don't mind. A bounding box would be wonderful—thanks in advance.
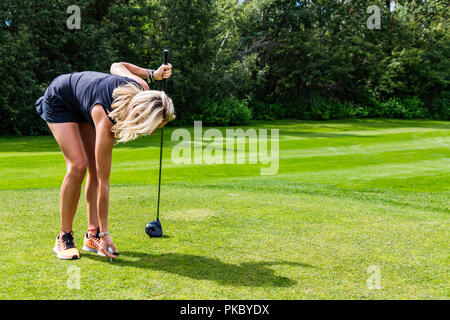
[163,49,169,65]
[162,49,169,91]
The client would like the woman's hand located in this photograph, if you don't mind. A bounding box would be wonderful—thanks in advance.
[99,234,119,259]
[154,63,172,81]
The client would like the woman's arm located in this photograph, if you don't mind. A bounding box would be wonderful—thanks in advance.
[93,114,115,233]
[110,62,150,90]
[110,62,173,88]
[92,105,118,258]
[111,62,149,79]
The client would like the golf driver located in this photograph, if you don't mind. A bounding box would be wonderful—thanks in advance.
[145,49,169,238]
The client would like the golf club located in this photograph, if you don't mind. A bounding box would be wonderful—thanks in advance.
[145,49,169,238]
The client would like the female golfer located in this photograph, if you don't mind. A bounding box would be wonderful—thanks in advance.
[35,62,174,260]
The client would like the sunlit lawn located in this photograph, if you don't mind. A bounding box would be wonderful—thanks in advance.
[0,119,448,299]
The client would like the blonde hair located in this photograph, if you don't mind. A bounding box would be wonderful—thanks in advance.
[109,83,175,143]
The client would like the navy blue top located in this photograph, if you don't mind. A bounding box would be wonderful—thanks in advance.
[39,71,140,126]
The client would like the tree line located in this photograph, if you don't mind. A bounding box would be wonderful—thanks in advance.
[0,0,448,135]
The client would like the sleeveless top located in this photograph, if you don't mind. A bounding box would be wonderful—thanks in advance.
[40,71,141,126]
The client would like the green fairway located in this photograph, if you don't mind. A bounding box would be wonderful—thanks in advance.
[0,119,448,299]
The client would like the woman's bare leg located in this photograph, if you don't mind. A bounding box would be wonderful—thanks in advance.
[47,122,88,233]
[79,123,99,233]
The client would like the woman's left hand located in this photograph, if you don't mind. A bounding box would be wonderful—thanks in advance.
[154,63,172,81]
[99,234,119,259]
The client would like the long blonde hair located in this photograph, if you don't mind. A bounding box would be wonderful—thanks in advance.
[109,83,175,143]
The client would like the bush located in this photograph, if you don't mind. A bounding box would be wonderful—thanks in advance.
[374,97,429,119]
[428,94,450,120]
[293,96,370,120]
[249,96,436,121]
[308,97,348,120]
[199,97,252,126]
[250,97,373,121]
[248,101,290,121]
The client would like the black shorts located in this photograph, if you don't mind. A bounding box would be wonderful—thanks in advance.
[36,96,87,124]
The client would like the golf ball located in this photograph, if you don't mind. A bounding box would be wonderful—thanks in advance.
[107,247,114,262]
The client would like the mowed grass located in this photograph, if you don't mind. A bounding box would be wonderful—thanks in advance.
[0,119,449,299]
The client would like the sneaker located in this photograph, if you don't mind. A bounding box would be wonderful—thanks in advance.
[82,228,101,253]
[53,231,80,260]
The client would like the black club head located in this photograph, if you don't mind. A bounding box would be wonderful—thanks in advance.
[145,219,163,238]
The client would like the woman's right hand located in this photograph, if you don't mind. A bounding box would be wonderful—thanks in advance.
[99,234,119,259]
[154,63,172,81]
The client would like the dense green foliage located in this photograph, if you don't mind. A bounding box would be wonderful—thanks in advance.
[231,0,449,121]
[199,97,252,126]
[0,0,448,135]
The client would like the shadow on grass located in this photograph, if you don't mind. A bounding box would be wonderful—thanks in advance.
[252,119,450,131]
[1,120,448,153]
[84,251,314,287]
[0,129,175,153]
[279,130,376,139]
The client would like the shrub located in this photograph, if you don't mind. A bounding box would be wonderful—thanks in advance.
[249,101,290,121]
[297,96,370,120]
[428,94,449,120]
[375,97,429,119]
[250,97,373,121]
[199,97,252,126]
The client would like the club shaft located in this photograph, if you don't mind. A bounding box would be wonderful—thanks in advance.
[156,49,168,220]
[156,127,163,220]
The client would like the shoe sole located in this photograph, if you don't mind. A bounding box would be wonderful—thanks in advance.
[82,245,108,257]
[97,250,107,257]
[53,246,80,260]
[82,245,98,253]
